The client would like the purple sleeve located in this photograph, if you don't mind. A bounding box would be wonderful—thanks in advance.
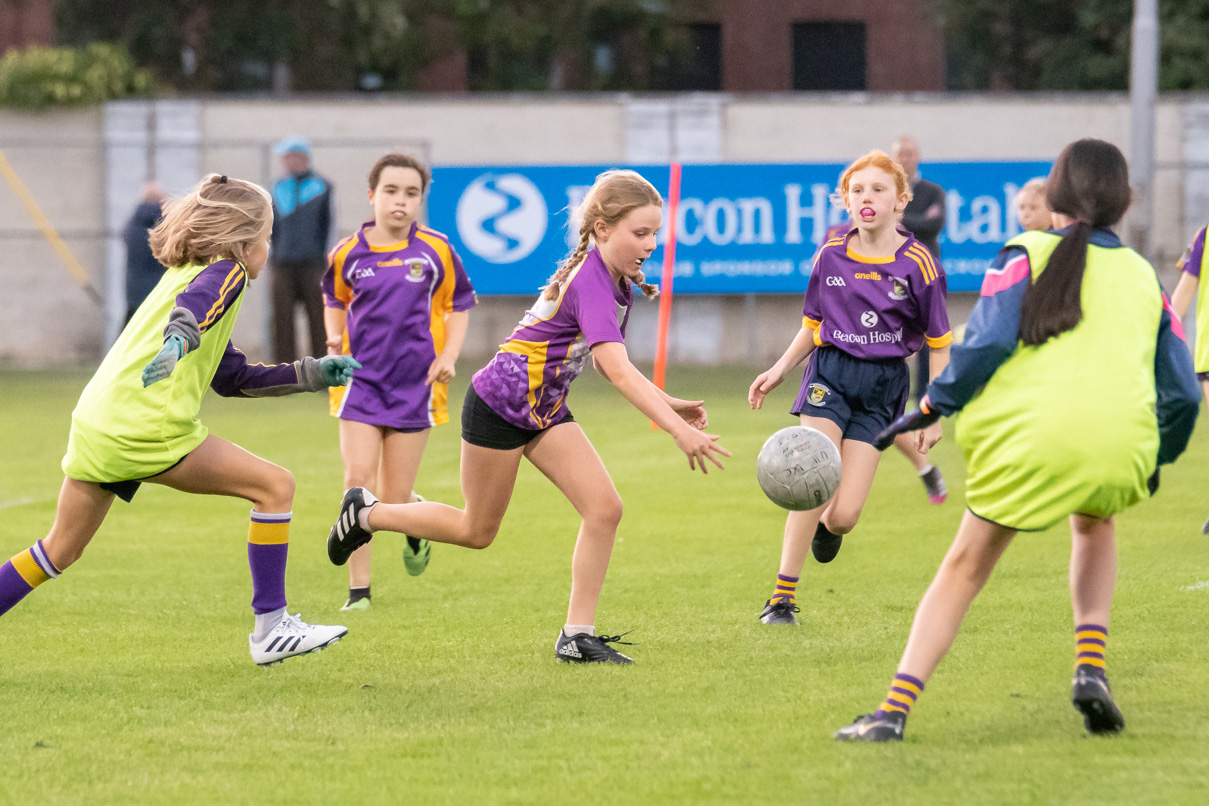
[571,274,624,347]
[918,267,952,342]
[802,259,823,324]
[321,262,343,309]
[176,260,246,333]
[449,246,477,312]
[1177,227,1206,278]
[210,341,304,398]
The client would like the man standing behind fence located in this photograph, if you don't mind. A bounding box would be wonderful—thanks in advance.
[890,135,946,399]
[270,136,332,361]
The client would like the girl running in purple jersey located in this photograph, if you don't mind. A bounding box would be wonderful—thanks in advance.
[326,169,730,663]
[323,154,476,611]
[750,150,953,626]
[0,175,360,666]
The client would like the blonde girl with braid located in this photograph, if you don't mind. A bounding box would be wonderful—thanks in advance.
[327,169,730,664]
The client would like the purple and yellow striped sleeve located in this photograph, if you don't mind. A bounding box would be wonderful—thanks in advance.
[175,260,246,335]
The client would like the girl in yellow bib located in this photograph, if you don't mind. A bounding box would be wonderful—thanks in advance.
[1169,219,1209,532]
[0,174,361,667]
[835,139,1200,742]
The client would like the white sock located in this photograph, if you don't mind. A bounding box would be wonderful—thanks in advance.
[564,623,594,637]
[253,607,287,642]
[918,464,934,476]
[357,503,376,533]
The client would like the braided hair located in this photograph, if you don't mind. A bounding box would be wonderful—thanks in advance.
[542,169,662,301]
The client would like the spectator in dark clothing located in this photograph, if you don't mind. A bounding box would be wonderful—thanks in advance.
[889,136,951,506]
[891,136,947,397]
[270,136,332,362]
[123,182,166,324]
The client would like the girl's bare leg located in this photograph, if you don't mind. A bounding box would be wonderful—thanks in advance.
[339,420,386,589]
[1069,514,1115,640]
[523,422,623,627]
[39,479,116,571]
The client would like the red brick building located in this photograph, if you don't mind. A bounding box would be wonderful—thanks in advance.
[0,0,55,57]
[692,0,945,92]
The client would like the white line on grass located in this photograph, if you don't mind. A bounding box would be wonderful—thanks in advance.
[1179,580,1209,592]
[0,497,46,511]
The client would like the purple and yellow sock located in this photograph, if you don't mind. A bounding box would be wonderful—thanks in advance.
[875,673,924,718]
[0,540,61,617]
[771,573,798,603]
[1075,623,1107,675]
[248,510,290,615]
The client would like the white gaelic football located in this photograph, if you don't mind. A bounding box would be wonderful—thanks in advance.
[756,426,842,511]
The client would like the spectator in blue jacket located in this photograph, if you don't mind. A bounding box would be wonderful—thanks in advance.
[270,136,333,362]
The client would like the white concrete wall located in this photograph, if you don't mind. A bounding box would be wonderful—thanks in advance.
[0,93,1201,367]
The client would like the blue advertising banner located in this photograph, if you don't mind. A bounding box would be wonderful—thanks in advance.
[428,162,1052,295]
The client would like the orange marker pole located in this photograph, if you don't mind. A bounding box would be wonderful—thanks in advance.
[651,162,682,429]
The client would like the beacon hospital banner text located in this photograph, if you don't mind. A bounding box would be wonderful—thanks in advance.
[428,162,1052,295]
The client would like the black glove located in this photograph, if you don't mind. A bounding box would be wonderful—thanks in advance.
[1147,468,1160,497]
[873,399,941,451]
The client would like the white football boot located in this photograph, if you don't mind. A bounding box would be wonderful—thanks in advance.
[249,612,348,666]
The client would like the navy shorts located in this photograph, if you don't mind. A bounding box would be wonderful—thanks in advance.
[461,384,575,451]
[97,455,189,503]
[790,347,910,445]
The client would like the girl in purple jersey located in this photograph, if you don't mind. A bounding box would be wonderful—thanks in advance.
[0,175,359,666]
[322,154,476,611]
[749,150,953,626]
[326,169,730,664]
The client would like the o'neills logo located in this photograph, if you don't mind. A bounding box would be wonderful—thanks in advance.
[831,328,903,345]
[854,271,882,280]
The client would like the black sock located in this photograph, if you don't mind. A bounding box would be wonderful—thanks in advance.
[347,585,371,604]
[815,522,840,542]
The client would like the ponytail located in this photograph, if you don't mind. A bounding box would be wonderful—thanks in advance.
[1017,138,1132,346]
[1017,221,1091,346]
[542,230,591,301]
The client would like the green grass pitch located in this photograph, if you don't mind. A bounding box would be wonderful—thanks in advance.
[1,366,1207,804]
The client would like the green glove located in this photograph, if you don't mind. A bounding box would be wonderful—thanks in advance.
[142,334,188,387]
[318,355,362,387]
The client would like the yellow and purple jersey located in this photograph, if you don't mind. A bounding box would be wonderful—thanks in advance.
[804,226,952,360]
[322,221,476,429]
[471,248,631,430]
[1176,225,1209,373]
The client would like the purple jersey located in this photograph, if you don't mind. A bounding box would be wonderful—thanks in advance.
[322,221,476,429]
[804,227,952,359]
[472,248,631,429]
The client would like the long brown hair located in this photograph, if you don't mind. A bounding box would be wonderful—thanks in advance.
[542,169,662,301]
[149,174,272,268]
[1018,139,1131,346]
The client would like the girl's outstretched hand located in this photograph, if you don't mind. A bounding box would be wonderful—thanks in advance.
[668,397,708,429]
[674,428,730,474]
[748,367,784,409]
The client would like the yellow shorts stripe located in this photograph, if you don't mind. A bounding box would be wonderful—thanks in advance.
[248,521,290,545]
[10,550,50,587]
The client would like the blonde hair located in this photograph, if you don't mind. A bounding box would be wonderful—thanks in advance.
[1016,177,1048,202]
[837,150,913,205]
[149,174,272,269]
[543,169,662,301]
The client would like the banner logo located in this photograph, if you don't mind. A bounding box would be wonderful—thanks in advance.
[455,173,548,264]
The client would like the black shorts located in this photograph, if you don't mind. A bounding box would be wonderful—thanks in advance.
[461,384,575,451]
[97,455,189,503]
[790,347,910,445]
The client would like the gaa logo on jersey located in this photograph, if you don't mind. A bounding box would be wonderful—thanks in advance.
[806,383,830,407]
[456,173,548,264]
[405,258,426,282]
[861,311,879,328]
[888,277,908,300]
